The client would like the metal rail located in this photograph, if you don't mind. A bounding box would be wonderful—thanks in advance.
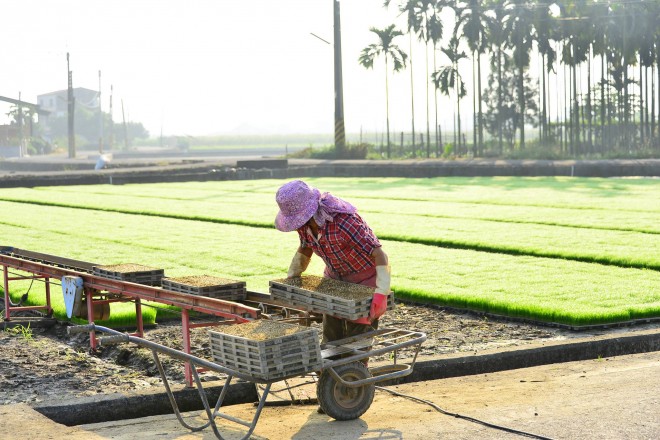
[0,247,262,385]
[1,250,260,319]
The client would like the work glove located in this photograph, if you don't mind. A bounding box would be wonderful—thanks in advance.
[351,316,371,325]
[370,265,391,321]
[287,251,311,278]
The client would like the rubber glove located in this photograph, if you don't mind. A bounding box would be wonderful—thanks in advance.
[287,251,311,278]
[370,265,391,320]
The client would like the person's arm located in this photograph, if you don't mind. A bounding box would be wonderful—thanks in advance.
[287,246,313,278]
[370,246,390,321]
[371,246,388,267]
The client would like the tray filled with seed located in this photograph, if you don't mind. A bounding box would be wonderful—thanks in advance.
[162,275,246,301]
[93,263,164,286]
[269,275,394,321]
[209,320,322,381]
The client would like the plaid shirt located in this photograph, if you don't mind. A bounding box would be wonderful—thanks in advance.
[297,213,381,277]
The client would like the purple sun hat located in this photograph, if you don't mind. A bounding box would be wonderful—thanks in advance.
[275,180,321,232]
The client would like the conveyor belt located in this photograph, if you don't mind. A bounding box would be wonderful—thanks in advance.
[0,247,260,320]
[0,246,311,386]
[0,247,97,273]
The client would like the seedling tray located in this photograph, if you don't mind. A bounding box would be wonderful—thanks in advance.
[162,275,246,301]
[269,275,394,320]
[208,320,322,381]
[93,263,164,286]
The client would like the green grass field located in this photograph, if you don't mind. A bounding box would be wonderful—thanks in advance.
[1,177,658,327]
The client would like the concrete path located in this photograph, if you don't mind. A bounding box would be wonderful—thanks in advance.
[4,351,658,440]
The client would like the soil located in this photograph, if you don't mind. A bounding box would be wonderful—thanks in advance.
[272,276,375,299]
[3,352,659,439]
[0,301,652,406]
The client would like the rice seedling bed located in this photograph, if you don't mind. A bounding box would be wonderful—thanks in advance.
[5,178,658,233]
[93,263,165,286]
[385,239,660,326]
[3,201,658,327]
[270,275,394,320]
[292,177,660,212]
[369,214,660,270]
[162,275,246,301]
[356,199,660,234]
[208,321,322,380]
[1,175,658,327]
[2,177,657,269]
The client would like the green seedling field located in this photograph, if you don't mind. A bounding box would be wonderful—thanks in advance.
[1,176,658,270]
[1,175,659,327]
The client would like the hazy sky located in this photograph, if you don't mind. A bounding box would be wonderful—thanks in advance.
[3,0,465,138]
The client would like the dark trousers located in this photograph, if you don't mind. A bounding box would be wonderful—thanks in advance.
[322,314,379,344]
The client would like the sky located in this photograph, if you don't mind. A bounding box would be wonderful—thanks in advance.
[2,0,508,140]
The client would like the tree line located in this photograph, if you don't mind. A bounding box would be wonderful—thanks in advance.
[4,103,149,155]
[359,0,660,159]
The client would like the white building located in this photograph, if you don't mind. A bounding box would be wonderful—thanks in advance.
[38,87,98,117]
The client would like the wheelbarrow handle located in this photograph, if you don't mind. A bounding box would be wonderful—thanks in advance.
[67,324,96,335]
[99,334,130,346]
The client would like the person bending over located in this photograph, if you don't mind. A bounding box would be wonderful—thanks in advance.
[274,180,390,343]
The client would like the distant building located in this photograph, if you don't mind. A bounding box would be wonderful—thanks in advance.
[0,125,22,157]
[37,87,99,118]
[37,87,99,140]
[0,124,19,146]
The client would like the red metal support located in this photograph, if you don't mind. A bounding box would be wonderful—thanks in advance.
[0,253,260,322]
[2,266,53,320]
[3,264,9,321]
[85,288,97,350]
[44,277,52,316]
[182,309,192,386]
[0,250,262,384]
[135,298,144,337]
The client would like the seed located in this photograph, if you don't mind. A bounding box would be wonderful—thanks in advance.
[96,263,161,273]
[273,275,375,300]
[165,275,239,287]
[216,320,310,341]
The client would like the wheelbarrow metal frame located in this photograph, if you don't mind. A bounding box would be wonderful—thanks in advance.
[68,323,426,439]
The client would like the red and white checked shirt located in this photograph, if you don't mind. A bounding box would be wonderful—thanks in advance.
[296,213,381,277]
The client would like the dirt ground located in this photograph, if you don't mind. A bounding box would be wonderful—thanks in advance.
[2,301,654,406]
[2,352,659,439]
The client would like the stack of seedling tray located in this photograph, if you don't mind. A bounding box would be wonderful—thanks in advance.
[162,275,246,301]
[93,263,164,286]
[269,275,394,321]
[208,320,322,381]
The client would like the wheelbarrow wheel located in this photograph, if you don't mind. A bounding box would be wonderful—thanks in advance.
[317,361,375,421]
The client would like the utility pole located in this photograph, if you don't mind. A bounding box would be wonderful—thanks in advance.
[109,85,114,150]
[67,53,76,158]
[98,70,103,153]
[121,99,128,151]
[333,0,346,157]
[18,92,24,156]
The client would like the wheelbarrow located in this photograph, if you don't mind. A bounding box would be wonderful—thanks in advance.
[68,323,426,440]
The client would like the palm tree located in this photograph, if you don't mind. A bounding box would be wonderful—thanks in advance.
[532,1,557,146]
[608,2,639,149]
[486,0,509,154]
[428,3,445,157]
[359,24,408,158]
[411,0,439,158]
[385,0,421,157]
[503,0,534,149]
[559,1,591,155]
[590,0,611,153]
[651,1,660,145]
[638,1,656,146]
[432,36,468,154]
[454,0,491,156]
